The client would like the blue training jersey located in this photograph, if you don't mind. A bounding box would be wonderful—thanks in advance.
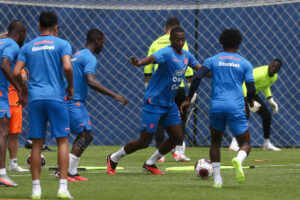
[0,38,19,98]
[70,48,97,102]
[203,52,254,113]
[18,35,72,103]
[144,45,199,107]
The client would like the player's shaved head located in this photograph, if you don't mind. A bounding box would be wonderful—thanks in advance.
[8,20,25,33]
[170,26,185,38]
[39,11,58,29]
[87,28,104,44]
[166,17,180,31]
[219,29,242,49]
[273,58,282,68]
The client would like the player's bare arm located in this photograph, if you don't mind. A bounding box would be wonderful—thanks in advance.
[13,60,28,106]
[128,56,156,67]
[1,57,21,92]
[62,55,74,100]
[85,73,128,106]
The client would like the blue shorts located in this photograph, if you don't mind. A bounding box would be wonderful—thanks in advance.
[209,111,249,136]
[67,101,92,134]
[28,100,70,139]
[0,97,10,119]
[140,103,181,133]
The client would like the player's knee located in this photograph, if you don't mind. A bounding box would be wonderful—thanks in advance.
[73,130,94,150]
[139,139,151,149]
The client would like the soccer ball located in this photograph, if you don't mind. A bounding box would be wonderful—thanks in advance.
[194,159,213,179]
[27,154,46,169]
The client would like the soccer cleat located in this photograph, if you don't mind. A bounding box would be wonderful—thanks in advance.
[143,163,165,175]
[8,164,30,172]
[68,173,88,181]
[57,189,73,199]
[263,143,281,151]
[0,174,18,187]
[106,154,117,175]
[31,191,41,199]
[213,182,222,188]
[42,145,56,152]
[232,157,245,184]
[25,141,32,149]
[173,153,190,162]
[157,156,165,163]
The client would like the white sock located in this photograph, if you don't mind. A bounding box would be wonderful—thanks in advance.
[174,145,184,155]
[212,162,222,184]
[145,150,163,165]
[236,150,247,164]
[59,179,68,191]
[230,137,239,147]
[10,158,17,167]
[111,147,126,163]
[32,180,41,195]
[68,153,80,175]
[0,168,7,175]
[264,138,270,146]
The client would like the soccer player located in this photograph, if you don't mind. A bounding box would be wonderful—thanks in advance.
[229,58,283,152]
[106,26,201,175]
[180,29,257,188]
[66,28,127,182]
[13,11,74,199]
[0,20,26,187]
[144,17,194,162]
[7,69,29,172]
[0,30,29,172]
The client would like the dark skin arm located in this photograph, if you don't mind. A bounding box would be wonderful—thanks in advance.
[1,57,21,92]
[128,56,156,67]
[85,74,127,106]
[13,60,28,106]
[62,55,74,100]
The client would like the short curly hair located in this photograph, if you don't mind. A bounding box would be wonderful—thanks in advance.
[219,29,242,49]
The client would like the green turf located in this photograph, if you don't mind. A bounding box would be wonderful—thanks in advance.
[1,146,300,200]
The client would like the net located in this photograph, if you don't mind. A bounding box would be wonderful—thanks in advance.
[0,0,299,147]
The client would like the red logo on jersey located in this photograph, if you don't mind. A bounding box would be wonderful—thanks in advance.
[172,59,180,62]
[219,56,240,61]
[34,40,54,45]
[184,58,188,65]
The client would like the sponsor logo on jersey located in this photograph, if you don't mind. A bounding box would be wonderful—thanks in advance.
[172,59,180,62]
[71,57,77,62]
[32,45,55,52]
[34,40,54,45]
[218,62,240,68]
[219,56,240,61]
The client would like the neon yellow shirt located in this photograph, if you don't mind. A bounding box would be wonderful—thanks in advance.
[243,65,278,98]
[144,34,193,87]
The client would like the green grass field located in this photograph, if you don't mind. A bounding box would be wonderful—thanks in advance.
[1,146,299,200]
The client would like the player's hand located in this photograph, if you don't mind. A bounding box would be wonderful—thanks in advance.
[17,85,28,107]
[128,56,139,66]
[114,94,128,107]
[66,85,74,100]
[191,93,197,104]
[180,99,192,114]
[268,97,278,114]
[248,101,261,113]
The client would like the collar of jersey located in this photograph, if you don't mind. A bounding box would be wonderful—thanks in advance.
[172,47,183,55]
